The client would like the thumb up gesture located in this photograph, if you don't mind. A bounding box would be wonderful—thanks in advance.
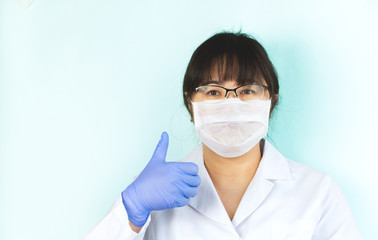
[121,132,201,227]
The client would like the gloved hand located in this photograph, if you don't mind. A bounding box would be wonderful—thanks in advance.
[121,132,201,227]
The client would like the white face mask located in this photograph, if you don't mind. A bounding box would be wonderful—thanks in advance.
[191,98,271,158]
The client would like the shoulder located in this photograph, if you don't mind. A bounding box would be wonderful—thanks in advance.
[284,156,346,203]
[264,139,331,185]
[287,158,328,182]
[263,139,343,198]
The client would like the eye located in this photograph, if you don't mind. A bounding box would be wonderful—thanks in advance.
[206,90,220,96]
[240,89,256,95]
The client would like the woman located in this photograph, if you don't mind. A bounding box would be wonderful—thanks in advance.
[84,32,361,239]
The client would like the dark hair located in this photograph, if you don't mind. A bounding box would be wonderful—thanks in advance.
[182,31,279,118]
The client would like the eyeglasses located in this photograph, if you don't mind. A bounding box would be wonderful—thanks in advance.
[192,84,269,102]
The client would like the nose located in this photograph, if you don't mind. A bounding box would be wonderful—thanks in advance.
[225,90,238,99]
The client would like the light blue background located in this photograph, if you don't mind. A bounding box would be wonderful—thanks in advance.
[1,0,377,239]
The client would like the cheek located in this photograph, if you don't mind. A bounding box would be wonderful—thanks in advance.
[190,93,201,102]
[263,90,270,100]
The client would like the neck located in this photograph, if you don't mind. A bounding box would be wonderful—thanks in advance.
[202,141,262,190]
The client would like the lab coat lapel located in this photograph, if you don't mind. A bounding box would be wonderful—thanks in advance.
[232,140,293,227]
[231,168,274,227]
[186,146,235,229]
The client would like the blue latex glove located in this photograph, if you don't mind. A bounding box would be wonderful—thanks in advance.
[121,132,201,227]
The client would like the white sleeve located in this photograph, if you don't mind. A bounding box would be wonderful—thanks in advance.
[83,194,151,240]
[312,175,362,240]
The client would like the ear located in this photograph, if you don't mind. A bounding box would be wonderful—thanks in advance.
[269,94,279,116]
[272,94,278,103]
[184,91,194,122]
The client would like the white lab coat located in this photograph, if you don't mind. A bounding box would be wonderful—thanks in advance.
[84,140,361,240]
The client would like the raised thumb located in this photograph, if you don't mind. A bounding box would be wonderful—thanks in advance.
[149,132,169,165]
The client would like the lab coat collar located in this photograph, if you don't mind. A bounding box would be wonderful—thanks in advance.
[259,140,293,180]
[184,139,293,229]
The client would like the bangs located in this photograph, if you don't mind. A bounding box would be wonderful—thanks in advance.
[188,35,266,89]
[200,53,264,87]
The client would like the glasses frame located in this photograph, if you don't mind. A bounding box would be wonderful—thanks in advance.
[194,83,269,100]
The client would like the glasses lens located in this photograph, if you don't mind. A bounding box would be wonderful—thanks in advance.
[193,86,226,102]
[236,85,265,101]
